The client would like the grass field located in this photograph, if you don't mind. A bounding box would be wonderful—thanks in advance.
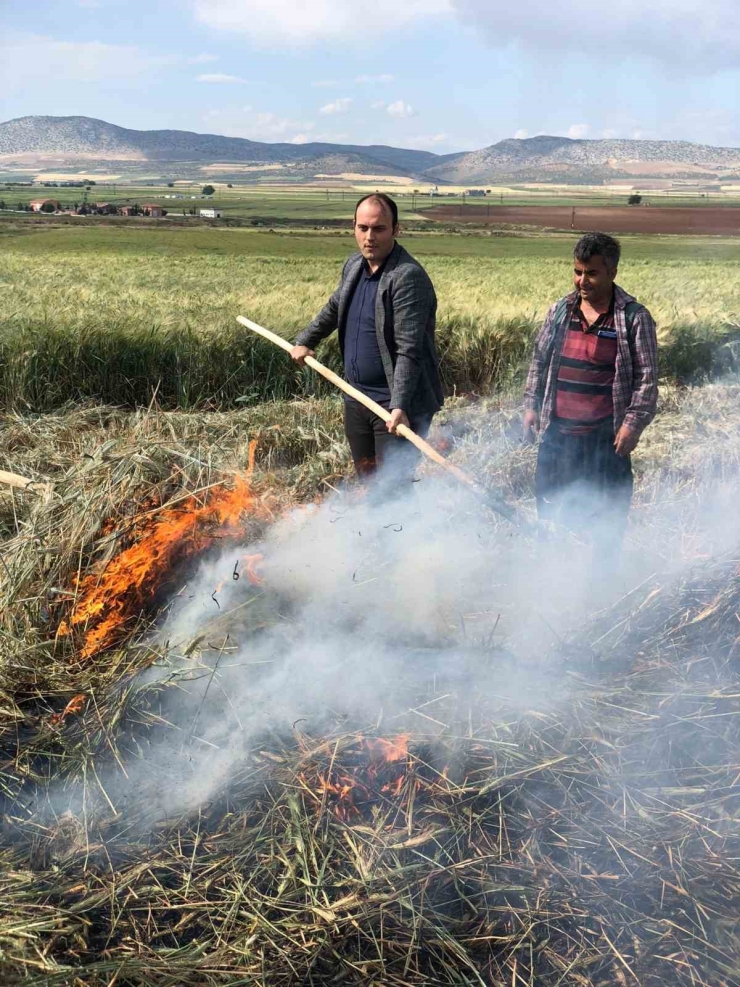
[1,221,738,411]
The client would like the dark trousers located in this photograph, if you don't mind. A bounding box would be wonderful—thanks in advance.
[343,397,432,479]
[535,422,633,565]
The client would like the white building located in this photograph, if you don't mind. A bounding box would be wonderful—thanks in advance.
[199,208,222,219]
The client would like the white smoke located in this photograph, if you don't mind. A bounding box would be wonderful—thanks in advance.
[37,382,740,824]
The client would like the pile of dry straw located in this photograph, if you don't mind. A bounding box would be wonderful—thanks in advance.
[1,384,740,985]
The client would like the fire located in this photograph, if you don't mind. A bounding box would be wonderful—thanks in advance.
[59,448,273,659]
[303,734,413,822]
[211,552,264,597]
[363,735,409,762]
[243,554,264,585]
[50,693,87,726]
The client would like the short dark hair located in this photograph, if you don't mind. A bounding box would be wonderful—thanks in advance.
[573,232,621,270]
[354,193,398,227]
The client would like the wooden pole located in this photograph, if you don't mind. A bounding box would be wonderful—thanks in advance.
[0,469,52,497]
[236,315,520,524]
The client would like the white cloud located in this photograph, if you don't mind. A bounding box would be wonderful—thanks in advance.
[1,35,176,89]
[601,128,618,139]
[451,0,740,69]
[193,0,450,44]
[356,73,394,83]
[293,130,349,143]
[312,79,338,87]
[203,107,315,140]
[196,72,247,83]
[193,0,738,70]
[254,112,315,137]
[189,53,219,63]
[370,99,415,117]
[319,97,352,115]
[514,128,529,139]
[566,123,589,139]
[386,100,414,118]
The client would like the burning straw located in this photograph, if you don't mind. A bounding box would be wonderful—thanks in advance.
[3,606,740,986]
[1,384,740,985]
[57,449,269,659]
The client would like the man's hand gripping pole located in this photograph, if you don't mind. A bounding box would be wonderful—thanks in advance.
[237,316,524,527]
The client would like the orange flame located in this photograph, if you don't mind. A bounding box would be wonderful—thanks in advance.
[303,734,412,822]
[49,693,87,726]
[59,460,272,659]
[243,553,264,585]
[363,734,409,762]
[210,552,264,601]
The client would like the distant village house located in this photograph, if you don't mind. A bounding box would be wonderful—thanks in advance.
[466,189,486,197]
[30,199,62,212]
[199,208,222,219]
[141,203,164,217]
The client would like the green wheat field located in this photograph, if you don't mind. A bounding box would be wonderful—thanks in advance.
[1,222,738,410]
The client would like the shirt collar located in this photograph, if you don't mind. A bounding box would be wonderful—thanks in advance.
[362,254,390,280]
[573,291,615,332]
[575,289,615,317]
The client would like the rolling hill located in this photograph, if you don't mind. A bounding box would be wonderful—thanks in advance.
[427,135,740,184]
[0,115,460,181]
[1,116,739,184]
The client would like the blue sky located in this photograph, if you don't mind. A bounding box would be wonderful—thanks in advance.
[2,0,739,153]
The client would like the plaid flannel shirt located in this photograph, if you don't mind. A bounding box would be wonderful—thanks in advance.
[523,284,658,436]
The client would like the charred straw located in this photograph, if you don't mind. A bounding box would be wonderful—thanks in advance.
[1,386,740,985]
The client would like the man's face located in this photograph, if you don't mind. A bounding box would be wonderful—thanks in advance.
[573,254,616,303]
[354,199,398,267]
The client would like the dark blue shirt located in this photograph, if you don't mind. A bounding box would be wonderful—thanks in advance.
[344,261,391,406]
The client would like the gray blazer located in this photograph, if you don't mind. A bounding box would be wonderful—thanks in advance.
[295,242,443,417]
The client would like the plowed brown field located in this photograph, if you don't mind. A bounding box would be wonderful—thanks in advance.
[421,205,740,235]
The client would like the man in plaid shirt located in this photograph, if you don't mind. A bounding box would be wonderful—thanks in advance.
[523,232,658,561]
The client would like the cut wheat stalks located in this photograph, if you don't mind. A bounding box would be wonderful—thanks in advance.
[1,384,740,985]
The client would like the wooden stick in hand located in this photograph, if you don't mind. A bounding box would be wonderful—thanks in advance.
[236,315,519,524]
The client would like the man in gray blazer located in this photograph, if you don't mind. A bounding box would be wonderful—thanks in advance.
[291,193,443,478]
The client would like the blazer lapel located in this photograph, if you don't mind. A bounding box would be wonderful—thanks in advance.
[337,254,364,331]
[374,242,402,341]
[374,242,403,388]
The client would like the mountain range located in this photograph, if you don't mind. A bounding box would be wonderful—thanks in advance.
[2,116,740,185]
